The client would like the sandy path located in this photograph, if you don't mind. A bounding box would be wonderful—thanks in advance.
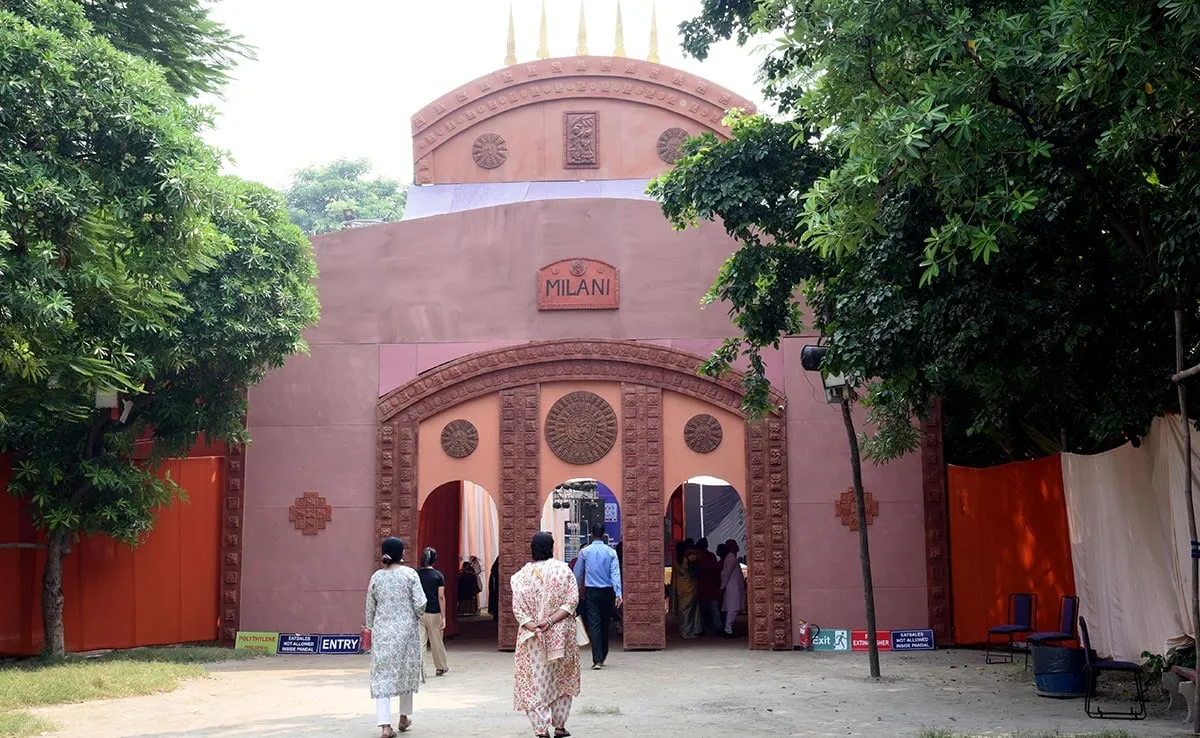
[32,644,1191,737]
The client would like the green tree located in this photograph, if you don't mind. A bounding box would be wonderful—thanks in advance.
[0,1,318,656]
[284,158,408,235]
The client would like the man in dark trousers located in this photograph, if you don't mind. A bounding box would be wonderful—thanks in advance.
[572,522,623,669]
[695,538,723,635]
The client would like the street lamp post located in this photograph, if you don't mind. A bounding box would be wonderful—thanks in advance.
[802,344,881,679]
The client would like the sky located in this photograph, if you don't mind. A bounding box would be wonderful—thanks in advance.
[202,0,771,189]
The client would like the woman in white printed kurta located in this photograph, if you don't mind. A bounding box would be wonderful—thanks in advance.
[365,537,427,736]
[512,531,581,738]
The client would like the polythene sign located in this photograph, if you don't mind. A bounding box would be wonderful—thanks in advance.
[851,630,892,652]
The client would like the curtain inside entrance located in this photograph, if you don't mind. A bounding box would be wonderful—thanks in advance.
[418,483,462,637]
[459,482,498,616]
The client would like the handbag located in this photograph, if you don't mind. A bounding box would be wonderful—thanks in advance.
[360,627,372,652]
[575,616,590,648]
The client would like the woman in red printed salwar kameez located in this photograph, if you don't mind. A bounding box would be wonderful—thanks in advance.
[511,531,581,738]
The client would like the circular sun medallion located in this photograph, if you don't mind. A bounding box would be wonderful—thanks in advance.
[657,127,690,164]
[569,259,587,277]
[545,391,618,465]
[472,133,509,169]
[684,413,723,454]
[440,419,479,459]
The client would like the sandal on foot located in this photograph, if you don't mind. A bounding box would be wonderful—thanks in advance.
[555,730,572,737]
[398,716,411,733]
[381,728,396,738]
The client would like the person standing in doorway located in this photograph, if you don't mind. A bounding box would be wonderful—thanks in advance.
[720,540,746,639]
[417,547,449,677]
[572,522,622,669]
[695,538,723,636]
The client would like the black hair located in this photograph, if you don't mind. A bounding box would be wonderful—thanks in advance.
[697,537,709,551]
[591,522,606,539]
[675,540,687,564]
[716,543,729,559]
[381,537,405,565]
[531,531,555,561]
[420,547,437,567]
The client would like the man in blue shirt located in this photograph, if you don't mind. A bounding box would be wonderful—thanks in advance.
[573,522,623,669]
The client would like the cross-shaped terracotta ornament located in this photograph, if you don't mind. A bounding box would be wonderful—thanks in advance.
[290,492,333,535]
[835,488,879,531]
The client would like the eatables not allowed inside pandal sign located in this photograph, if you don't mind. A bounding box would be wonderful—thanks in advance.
[235,631,363,655]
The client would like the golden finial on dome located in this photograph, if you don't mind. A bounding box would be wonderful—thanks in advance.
[614,0,626,57]
[505,4,517,66]
[537,0,550,59]
[576,0,589,56]
[648,1,660,63]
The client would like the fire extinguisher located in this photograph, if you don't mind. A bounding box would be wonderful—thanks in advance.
[797,621,821,651]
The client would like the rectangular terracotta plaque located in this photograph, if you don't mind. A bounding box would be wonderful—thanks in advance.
[564,111,599,168]
[537,258,619,311]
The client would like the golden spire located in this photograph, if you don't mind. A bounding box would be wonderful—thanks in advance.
[504,4,517,66]
[648,2,660,63]
[614,0,626,57]
[537,0,550,59]
[576,0,589,56]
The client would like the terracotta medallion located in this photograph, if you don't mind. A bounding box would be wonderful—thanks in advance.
[545,391,618,464]
[657,127,690,164]
[440,419,479,459]
[684,413,723,453]
[472,132,508,169]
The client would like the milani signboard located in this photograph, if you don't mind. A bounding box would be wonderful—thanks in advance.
[536,258,619,311]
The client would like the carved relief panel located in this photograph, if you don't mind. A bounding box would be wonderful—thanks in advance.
[564,111,599,169]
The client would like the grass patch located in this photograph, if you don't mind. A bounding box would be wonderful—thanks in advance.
[0,710,53,738]
[0,646,259,737]
[578,704,622,716]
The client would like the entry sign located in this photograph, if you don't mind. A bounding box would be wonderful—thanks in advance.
[890,629,935,651]
[277,634,320,654]
[812,629,850,652]
[319,634,363,655]
[851,630,893,652]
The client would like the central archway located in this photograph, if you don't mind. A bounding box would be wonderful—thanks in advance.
[375,339,792,651]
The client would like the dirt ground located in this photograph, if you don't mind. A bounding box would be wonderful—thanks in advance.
[32,638,1193,737]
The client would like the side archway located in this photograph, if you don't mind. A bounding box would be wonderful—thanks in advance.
[375,339,791,651]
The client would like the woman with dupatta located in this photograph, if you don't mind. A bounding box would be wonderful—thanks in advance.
[511,531,581,738]
[672,539,702,639]
[365,537,427,736]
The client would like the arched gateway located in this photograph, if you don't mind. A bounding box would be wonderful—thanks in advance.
[375,339,793,651]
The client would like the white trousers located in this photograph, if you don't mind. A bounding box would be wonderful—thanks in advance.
[376,693,414,726]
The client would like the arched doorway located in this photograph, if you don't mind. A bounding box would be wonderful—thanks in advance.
[417,480,499,641]
[376,339,792,651]
[664,476,749,644]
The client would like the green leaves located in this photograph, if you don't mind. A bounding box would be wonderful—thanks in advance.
[284,158,407,235]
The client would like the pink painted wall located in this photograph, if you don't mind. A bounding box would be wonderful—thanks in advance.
[242,80,926,639]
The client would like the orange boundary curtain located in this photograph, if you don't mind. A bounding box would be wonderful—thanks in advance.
[0,454,223,655]
[948,455,1076,646]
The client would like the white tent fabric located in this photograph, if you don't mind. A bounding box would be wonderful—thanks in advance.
[459,482,499,613]
[1062,416,1200,661]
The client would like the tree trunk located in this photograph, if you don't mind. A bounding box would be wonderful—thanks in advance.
[1174,310,1199,736]
[42,528,69,658]
[841,394,881,679]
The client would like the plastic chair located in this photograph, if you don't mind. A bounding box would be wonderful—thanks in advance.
[1079,616,1146,720]
[985,592,1036,665]
[1027,595,1080,665]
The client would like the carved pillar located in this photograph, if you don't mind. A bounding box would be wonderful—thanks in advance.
[377,420,419,574]
[498,385,541,651]
[218,440,246,646]
[921,398,953,645]
[620,384,665,650]
[746,418,792,651]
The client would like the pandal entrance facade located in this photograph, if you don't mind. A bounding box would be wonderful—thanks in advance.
[233,9,947,654]
[377,340,791,650]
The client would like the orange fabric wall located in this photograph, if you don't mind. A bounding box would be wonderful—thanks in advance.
[948,455,1076,646]
[0,454,223,655]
